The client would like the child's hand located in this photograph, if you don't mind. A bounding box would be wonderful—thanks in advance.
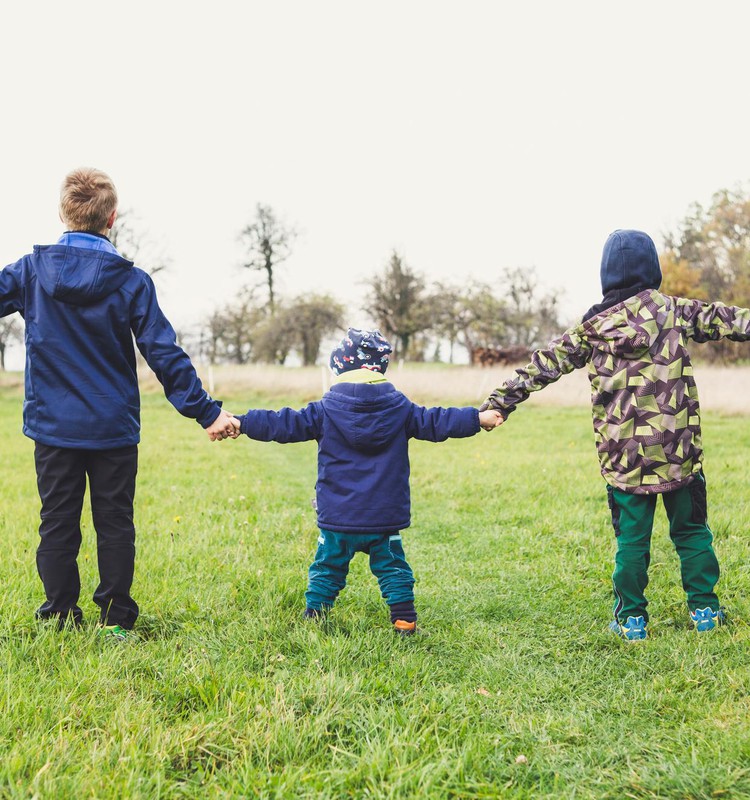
[478,409,504,431]
[207,410,242,441]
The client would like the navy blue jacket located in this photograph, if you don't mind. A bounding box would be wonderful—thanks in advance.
[238,380,480,533]
[0,233,221,449]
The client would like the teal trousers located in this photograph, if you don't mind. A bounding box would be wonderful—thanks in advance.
[305,529,415,611]
[608,474,720,623]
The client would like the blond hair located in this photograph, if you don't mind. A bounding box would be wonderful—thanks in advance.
[59,167,118,232]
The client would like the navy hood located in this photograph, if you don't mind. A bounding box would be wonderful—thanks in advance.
[600,230,661,294]
[31,245,133,306]
[323,382,409,455]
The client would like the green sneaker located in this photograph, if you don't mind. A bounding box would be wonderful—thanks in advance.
[97,624,137,643]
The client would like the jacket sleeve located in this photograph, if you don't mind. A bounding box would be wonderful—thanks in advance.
[238,403,322,442]
[406,404,480,441]
[0,259,26,317]
[673,296,750,343]
[481,327,592,417]
[130,272,222,427]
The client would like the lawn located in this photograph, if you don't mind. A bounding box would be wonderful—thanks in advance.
[1,384,749,799]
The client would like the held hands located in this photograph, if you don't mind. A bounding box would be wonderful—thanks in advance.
[478,409,504,431]
[206,410,242,441]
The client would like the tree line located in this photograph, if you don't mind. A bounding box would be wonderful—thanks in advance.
[1,185,749,371]
[186,203,563,367]
[198,184,750,367]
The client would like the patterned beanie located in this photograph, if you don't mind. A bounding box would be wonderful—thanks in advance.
[329,328,392,375]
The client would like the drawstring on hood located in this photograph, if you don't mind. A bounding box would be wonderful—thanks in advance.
[583,230,662,322]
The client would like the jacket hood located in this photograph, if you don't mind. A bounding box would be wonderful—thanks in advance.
[31,245,134,306]
[322,382,409,454]
[600,230,661,295]
[582,289,659,360]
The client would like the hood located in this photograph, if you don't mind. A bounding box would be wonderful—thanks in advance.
[582,290,659,360]
[600,230,661,295]
[31,245,134,306]
[322,382,409,454]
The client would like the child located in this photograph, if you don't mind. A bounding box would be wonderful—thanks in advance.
[481,229,750,640]
[0,167,237,639]
[231,328,501,634]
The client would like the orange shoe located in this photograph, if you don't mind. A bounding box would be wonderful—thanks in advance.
[393,619,417,636]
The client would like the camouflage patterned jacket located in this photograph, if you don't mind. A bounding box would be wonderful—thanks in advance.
[483,290,750,494]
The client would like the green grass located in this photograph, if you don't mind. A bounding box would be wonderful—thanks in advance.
[2,389,750,799]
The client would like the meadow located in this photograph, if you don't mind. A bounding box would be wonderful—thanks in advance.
[1,366,750,799]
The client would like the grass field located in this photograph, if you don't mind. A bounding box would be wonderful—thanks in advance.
[1,372,750,799]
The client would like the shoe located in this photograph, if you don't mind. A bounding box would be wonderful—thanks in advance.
[97,624,137,643]
[303,607,327,619]
[393,619,417,636]
[690,607,726,632]
[609,616,647,640]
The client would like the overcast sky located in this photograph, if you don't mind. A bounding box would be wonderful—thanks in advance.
[2,1,749,348]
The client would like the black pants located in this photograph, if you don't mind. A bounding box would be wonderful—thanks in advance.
[34,443,139,628]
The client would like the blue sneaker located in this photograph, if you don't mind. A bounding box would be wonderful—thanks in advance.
[609,615,647,640]
[690,607,726,632]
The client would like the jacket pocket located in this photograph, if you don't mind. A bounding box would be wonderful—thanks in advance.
[607,486,622,537]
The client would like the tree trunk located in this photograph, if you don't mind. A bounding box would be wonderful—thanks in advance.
[265,258,275,314]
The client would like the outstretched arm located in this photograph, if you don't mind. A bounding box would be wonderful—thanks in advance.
[407,405,480,441]
[130,272,222,428]
[674,297,750,343]
[238,403,323,443]
[481,327,592,417]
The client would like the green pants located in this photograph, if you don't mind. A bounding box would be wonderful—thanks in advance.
[305,529,415,611]
[607,474,720,623]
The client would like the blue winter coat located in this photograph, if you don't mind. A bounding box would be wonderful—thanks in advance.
[238,380,480,533]
[0,233,221,449]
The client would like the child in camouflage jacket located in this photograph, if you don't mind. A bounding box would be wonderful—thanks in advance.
[482,229,750,640]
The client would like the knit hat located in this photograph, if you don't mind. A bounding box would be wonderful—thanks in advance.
[600,229,662,294]
[329,328,392,375]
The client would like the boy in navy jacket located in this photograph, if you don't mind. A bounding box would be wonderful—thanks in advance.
[232,329,501,634]
[0,167,237,638]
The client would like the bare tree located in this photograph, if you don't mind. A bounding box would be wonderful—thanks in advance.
[111,209,170,276]
[0,318,23,371]
[429,282,466,364]
[501,266,562,349]
[363,251,431,360]
[289,294,346,366]
[453,282,508,363]
[239,204,296,314]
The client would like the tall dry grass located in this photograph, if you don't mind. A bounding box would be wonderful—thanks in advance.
[136,361,750,414]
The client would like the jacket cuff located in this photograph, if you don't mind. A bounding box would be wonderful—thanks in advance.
[483,396,512,419]
[237,414,249,435]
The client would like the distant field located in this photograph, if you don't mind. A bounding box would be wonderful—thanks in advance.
[1,377,750,798]
[2,361,747,413]
[131,361,750,415]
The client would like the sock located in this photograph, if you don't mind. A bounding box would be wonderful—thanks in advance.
[389,600,417,624]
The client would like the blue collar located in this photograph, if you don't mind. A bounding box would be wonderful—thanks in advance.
[57,231,120,255]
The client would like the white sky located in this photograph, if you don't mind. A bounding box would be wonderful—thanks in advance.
[2,1,749,348]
